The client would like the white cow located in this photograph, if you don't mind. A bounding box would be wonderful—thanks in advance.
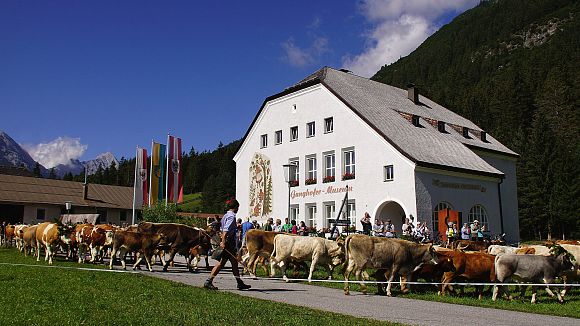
[487,245,518,256]
[270,234,344,282]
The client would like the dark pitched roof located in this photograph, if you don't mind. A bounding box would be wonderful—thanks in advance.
[0,174,134,209]
[238,67,518,178]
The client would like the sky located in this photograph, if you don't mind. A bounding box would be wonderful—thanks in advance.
[0,0,479,168]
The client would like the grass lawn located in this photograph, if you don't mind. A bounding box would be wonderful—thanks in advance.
[263,263,580,319]
[0,248,397,325]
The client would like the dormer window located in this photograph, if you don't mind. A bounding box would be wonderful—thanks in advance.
[462,127,470,138]
[480,131,487,142]
[437,121,446,133]
[412,115,420,127]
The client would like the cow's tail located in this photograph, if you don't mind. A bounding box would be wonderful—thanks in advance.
[270,236,277,261]
[341,235,352,275]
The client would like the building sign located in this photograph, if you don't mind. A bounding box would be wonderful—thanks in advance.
[432,179,486,192]
[291,185,353,200]
[249,153,273,217]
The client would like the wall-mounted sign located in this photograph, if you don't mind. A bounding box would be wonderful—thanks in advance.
[432,179,486,192]
[290,185,353,200]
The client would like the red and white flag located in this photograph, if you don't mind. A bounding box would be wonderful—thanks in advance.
[133,147,148,208]
[166,135,183,203]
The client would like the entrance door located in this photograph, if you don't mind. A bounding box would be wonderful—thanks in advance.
[438,209,461,242]
[0,204,24,224]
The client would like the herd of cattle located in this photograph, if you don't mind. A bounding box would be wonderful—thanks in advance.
[2,222,579,304]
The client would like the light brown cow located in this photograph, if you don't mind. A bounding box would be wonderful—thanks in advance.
[14,224,28,251]
[22,225,39,256]
[35,222,73,265]
[109,230,166,271]
[75,223,94,263]
[89,224,116,263]
[343,234,437,296]
[244,229,288,277]
[3,224,15,247]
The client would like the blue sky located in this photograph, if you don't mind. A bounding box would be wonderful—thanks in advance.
[0,0,478,168]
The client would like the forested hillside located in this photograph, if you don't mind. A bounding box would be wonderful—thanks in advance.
[373,0,579,240]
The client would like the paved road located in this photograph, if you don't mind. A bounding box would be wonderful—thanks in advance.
[138,257,579,326]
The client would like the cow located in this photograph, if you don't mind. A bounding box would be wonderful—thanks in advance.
[558,244,580,297]
[515,245,550,256]
[269,234,344,282]
[109,230,166,272]
[14,224,28,251]
[492,248,576,303]
[244,229,286,277]
[22,225,39,256]
[453,240,489,251]
[438,250,496,299]
[487,245,518,256]
[89,224,116,263]
[35,222,73,265]
[75,223,93,263]
[137,222,214,272]
[406,251,456,293]
[3,224,15,247]
[186,243,211,272]
[342,234,437,296]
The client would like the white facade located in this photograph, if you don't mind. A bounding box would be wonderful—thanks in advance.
[235,76,519,242]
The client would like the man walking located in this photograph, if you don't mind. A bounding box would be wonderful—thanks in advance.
[204,199,251,291]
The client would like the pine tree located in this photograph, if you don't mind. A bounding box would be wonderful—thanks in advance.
[33,162,42,178]
[48,168,57,179]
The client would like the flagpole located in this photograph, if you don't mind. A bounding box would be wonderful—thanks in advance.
[131,146,138,225]
[149,140,154,207]
[165,133,170,207]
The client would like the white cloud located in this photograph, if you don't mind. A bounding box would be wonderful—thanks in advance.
[22,137,88,168]
[343,0,479,77]
[281,36,329,67]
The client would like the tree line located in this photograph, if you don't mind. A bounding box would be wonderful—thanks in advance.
[373,0,579,240]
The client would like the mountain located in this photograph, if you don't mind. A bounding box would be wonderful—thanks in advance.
[372,0,579,240]
[54,152,118,177]
[0,130,47,175]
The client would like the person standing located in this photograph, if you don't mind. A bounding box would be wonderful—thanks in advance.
[360,213,372,235]
[291,220,298,234]
[282,218,292,233]
[241,218,254,248]
[298,221,308,236]
[263,218,273,231]
[273,219,283,232]
[470,220,479,241]
[384,219,395,238]
[461,223,470,240]
[204,199,251,291]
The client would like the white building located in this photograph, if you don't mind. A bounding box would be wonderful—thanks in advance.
[234,67,519,242]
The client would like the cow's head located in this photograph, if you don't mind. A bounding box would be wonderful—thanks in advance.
[435,252,456,273]
[105,230,114,246]
[155,233,168,246]
[426,244,439,265]
[206,222,220,237]
[58,224,75,245]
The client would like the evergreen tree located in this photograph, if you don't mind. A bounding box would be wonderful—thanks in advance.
[48,168,57,179]
[33,162,42,178]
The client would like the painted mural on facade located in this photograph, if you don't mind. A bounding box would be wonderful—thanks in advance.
[249,153,273,217]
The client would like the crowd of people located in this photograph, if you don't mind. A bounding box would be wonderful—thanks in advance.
[445,219,488,246]
[359,212,431,243]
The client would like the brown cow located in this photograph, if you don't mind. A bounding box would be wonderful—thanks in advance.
[438,250,496,299]
[343,234,437,296]
[243,229,285,277]
[35,222,73,264]
[109,230,166,271]
[75,223,94,263]
[22,225,39,256]
[137,222,214,272]
[406,251,456,292]
[89,224,116,263]
[453,240,489,251]
[3,224,15,247]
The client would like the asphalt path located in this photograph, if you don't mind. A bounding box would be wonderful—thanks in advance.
[134,256,579,326]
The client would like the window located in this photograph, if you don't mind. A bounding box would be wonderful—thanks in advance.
[324,153,335,182]
[97,209,108,223]
[384,165,394,181]
[289,159,299,184]
[290,126,298,141]
[462,127,470,138]
[437,121,446,133]
[275,130,282,145]
[412,115,420,127]
[307,204,317,227]
[306,156,317,184]
[324,117,333,133]
[468,204,488,230]
[36,208,45,220]
[290,205,300,223]
[120,210,127,222]
[260,134,268,148]
[324,202,335,228]
[480,131,487,142]
[432,202,453,238]
[347,200,356,226]
[307,121,315,138]
[343,149,355,180]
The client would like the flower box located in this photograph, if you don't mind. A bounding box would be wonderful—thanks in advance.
[323,175,335,183]
[305,178,317,185]
[289,180,299,187]
[342,172,355,180]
